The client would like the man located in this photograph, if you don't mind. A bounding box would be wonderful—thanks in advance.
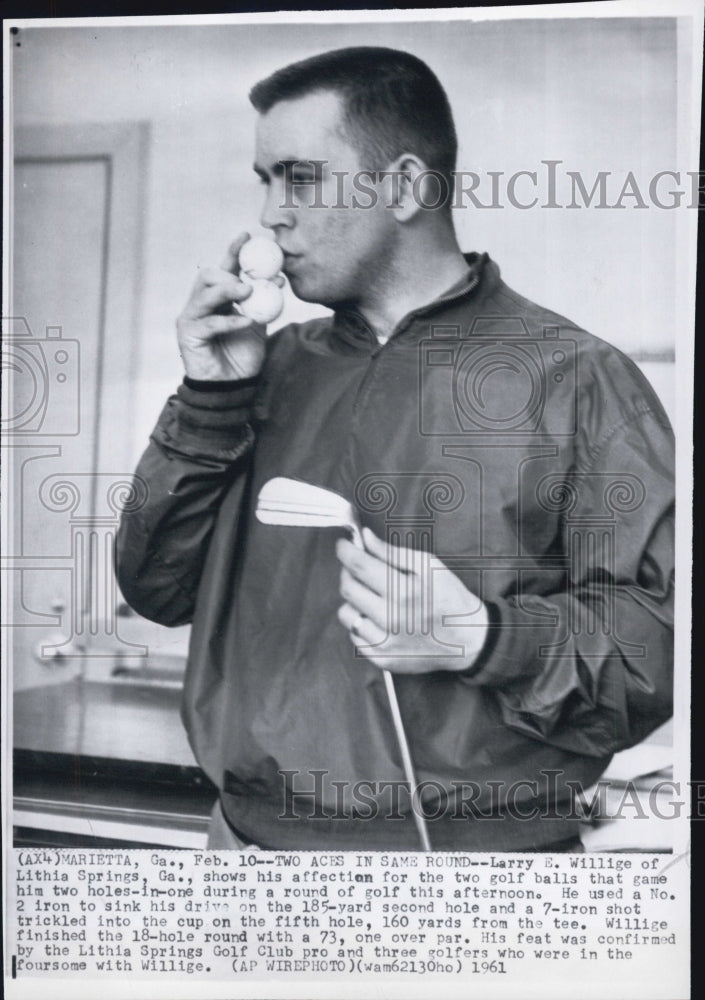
[117,47,674,851]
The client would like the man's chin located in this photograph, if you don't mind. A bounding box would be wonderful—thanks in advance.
[287,276,333,307]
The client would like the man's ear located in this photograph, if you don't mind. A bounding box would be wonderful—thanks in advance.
[380,154,442,222]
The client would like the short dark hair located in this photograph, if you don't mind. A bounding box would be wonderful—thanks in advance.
[249,46,457,190]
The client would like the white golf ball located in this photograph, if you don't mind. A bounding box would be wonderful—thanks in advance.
[240,278,284,324]
[238,237,284,280]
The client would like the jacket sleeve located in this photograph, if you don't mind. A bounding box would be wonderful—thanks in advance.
[462,404,675,759]
[116,377,259,626]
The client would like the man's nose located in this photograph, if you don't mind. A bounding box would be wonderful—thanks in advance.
[259,179,294,231]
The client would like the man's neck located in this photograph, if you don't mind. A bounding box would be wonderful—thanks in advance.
[354,231,470,342]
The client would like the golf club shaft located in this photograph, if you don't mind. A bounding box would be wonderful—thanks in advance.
[351,526,431,851]
[382,669,432,851]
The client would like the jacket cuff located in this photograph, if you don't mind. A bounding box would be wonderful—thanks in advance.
[178,375,259,410]
[175,376,258,438]
[183,375,259,395]
[150,378,259,459]
[458,598,544,687]
[456,601,501,678]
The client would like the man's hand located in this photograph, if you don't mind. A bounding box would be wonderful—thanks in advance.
[176,232,283,381]
[336,527,489,675]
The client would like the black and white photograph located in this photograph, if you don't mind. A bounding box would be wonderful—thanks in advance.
[2,2,698,998]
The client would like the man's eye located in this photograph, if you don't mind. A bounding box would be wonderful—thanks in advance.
[290,175,316,186]
[257,176,270,186]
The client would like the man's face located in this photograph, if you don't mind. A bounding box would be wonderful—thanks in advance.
[254,90,397,308]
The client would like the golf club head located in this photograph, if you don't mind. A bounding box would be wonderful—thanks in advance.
[256,477,363,547]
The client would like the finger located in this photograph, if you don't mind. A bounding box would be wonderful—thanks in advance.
[337,602,386,646]
[193,267,253,297]
[336,538,388,596]
[339,568,387,630]
[205,280,254,313]
[349,623,387,653]
[272,274,286,288]
[219,232,251,273]
[184,277,253,320]
[337,601,359,631]
[195,313,261,340]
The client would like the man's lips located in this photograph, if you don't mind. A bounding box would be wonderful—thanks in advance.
[280,251,302,272]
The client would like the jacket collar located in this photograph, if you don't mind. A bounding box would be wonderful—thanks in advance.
[332,252,496,350]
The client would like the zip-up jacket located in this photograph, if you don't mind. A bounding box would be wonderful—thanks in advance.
[117,253,674,850]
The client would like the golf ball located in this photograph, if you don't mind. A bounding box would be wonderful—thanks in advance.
[238,237,284,280]
[240,278,284,324]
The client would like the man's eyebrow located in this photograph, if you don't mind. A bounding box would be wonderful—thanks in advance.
[253,160,319,179]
